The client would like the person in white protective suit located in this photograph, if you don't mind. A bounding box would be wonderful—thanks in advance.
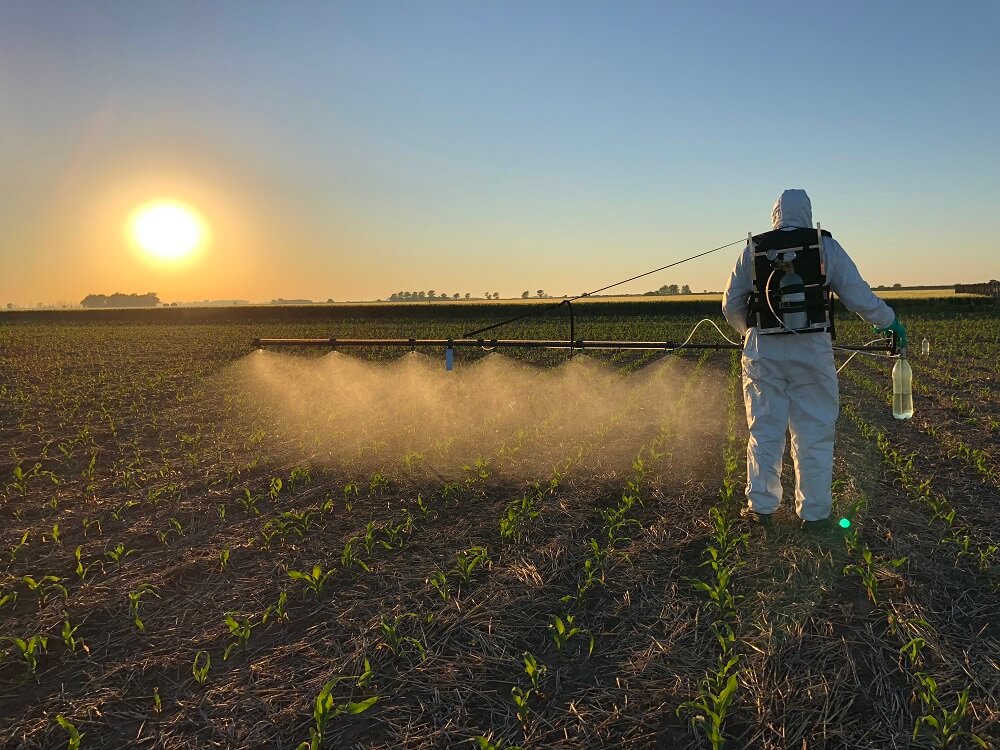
[722,189,906,527]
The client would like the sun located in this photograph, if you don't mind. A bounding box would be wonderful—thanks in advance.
[128,201,206,261]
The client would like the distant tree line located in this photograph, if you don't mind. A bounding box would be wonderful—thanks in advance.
[81,292,160,308]
[521,290,552,298]
[644,284,692,296]
[388,291,487,301]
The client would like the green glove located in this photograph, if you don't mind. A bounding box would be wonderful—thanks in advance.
[874,318,907,349]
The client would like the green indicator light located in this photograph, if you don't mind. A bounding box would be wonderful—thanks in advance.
[839,517,851,529]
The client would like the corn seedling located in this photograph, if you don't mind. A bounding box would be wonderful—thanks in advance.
[361,521,378,555]
[238,488,261,516]
[61,617,86,654]
[341,538,372,573]
[562,539,608,604]
[288,564,335,598]
[472,736,526,750]
[110,499,140,524]
[72,546,94,582]
[900,636,926,666]
[295,677,379,750]
[978,544,998,572]
[379,520,408,550]
[549,614,593,656]
[427,570,450,602]
[402,449,423,473]
[128,584,160,631]
[600,498,641,549]
[223,613,254,659]
[523,651,546,692]
[677,651,741,750]
[511,685,532,733]
[9,461,59,496]
[7,531,29,562]
[156,517,184,546]
[462,457,491,489]
[192,650,211,684]
[355,656,374,690]
[499,494,540,544]
[262,591,289,624]
[219,548,231,571]
[455,545,490,585]
[399,507,415,533]
[22,575,68,608]
[415,493,433,517]
[368,470,390,496]
[49,523,61,546]
[55,715,84,750]
[81,517,101,536]
[379,614,426,660]
[106,542,137,569]
[258,522,280,551]
[269,476,283,502]
[0,590,16,610]
[343,480,359,511]
[912,675,987,748]
[289,465,312,490]
[9,634,48,675]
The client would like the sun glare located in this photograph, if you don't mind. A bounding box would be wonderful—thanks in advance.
[129,201,206,261]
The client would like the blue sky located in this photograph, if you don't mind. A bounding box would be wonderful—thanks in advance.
[1,1,997,304]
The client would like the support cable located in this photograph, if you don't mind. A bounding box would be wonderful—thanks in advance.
[461,237,747,338]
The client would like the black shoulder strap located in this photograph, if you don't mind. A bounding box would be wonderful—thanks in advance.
[752,227,831,250]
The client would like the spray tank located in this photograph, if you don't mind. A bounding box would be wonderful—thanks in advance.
[776,260,808,331]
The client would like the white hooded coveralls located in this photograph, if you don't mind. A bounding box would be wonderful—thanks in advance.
[722,190,895,521]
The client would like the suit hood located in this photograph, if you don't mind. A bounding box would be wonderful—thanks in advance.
[771,189,813,230]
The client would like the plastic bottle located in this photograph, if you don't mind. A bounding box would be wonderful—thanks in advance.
[921,337,930,356]
[892,351,914,419]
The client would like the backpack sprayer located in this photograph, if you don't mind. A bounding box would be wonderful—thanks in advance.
[252,232,901,368]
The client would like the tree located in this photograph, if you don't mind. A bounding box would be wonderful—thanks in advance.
[536,290,545,298]
[465,293,470,299]
[81,292,160,308]
[493,292,500,299]
[428,290,435,299]
[522,291,530,298]
[453,293,460,299]
[681,284,691,294]
[893,283,902,288]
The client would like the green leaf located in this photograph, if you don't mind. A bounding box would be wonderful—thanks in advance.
[345,696,379,714]
[718,674,739,706]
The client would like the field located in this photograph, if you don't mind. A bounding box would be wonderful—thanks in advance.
[1,298,998,749]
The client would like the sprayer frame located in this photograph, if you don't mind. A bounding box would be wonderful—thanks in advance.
[252,336,898,355]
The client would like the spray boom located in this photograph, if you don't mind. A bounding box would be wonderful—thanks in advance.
[252,336,895,356]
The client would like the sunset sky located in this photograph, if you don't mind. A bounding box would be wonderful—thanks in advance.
[1,1,997,306]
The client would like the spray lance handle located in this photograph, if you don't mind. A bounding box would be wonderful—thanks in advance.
[874,318,907,357]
